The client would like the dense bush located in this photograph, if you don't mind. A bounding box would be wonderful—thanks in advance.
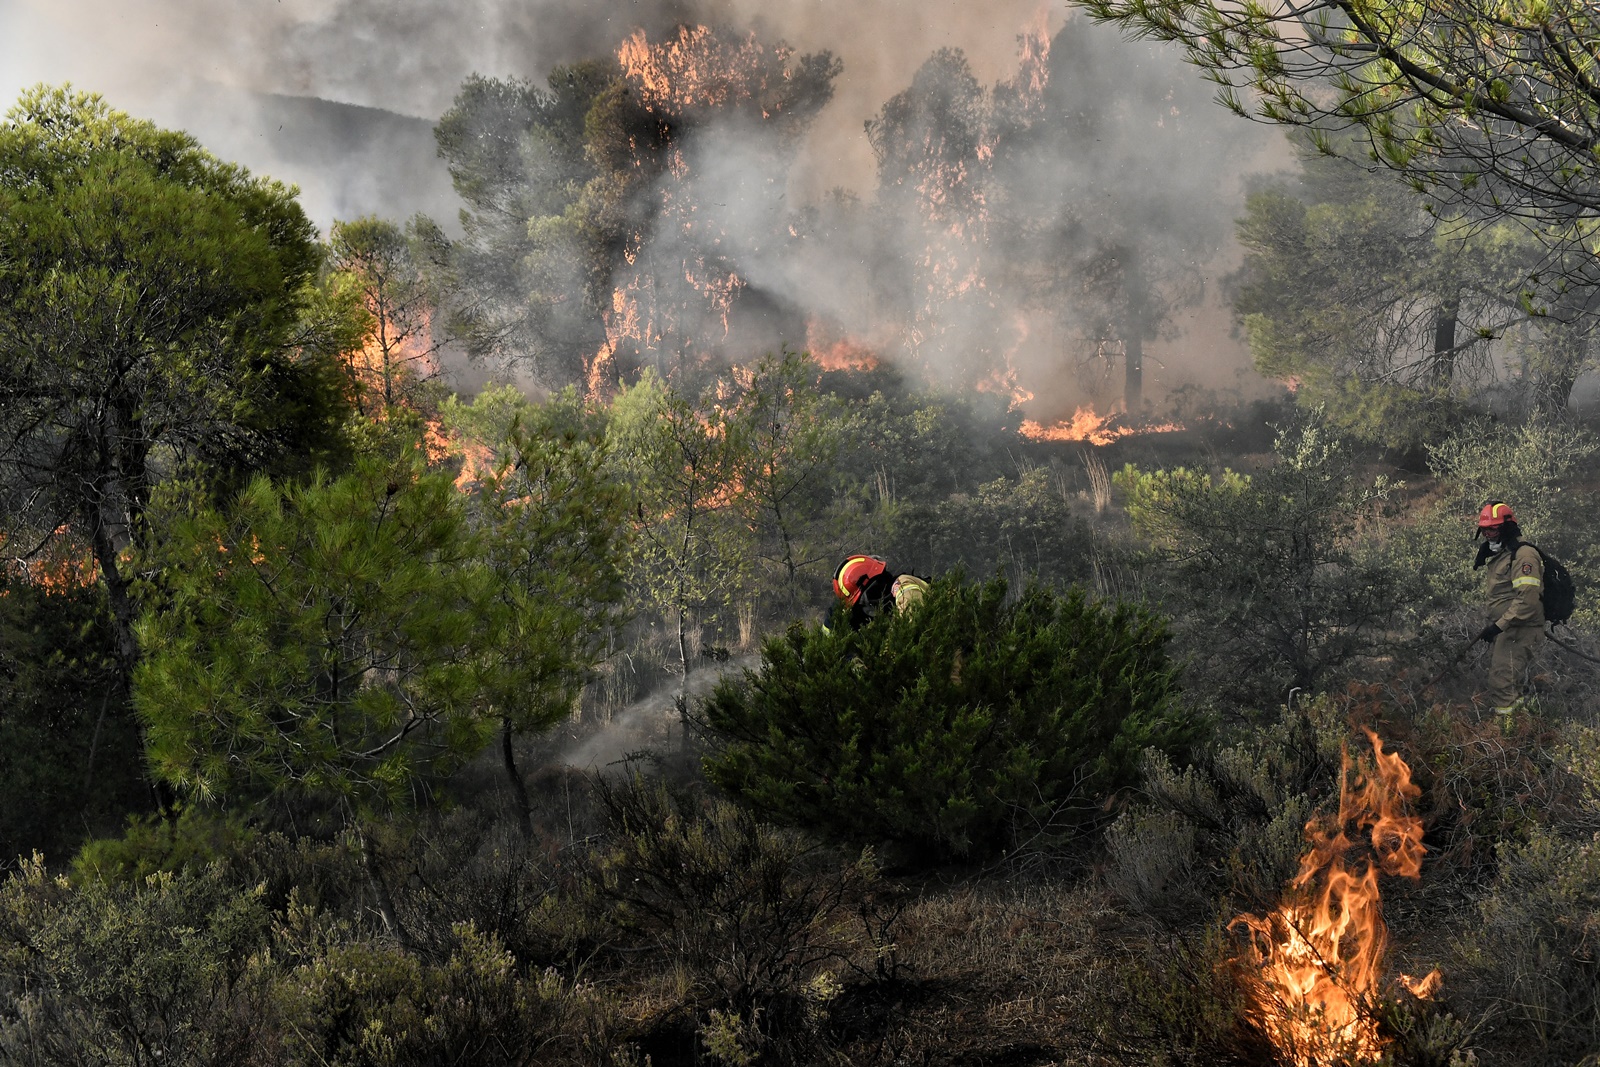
[0,575,148,861]
[1116,416,1418,702]
[701,577,1193,863]
[1458,827,1600,1065]
[0,858,272,1065]
[0,853,609,1066]
[1103,694,1343,918]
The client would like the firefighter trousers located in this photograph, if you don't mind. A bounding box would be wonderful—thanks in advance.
[1487,623,1545,713]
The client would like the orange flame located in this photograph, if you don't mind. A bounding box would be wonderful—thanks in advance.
[1,527,100,592]
[804,318,879,372]
[344,303,438,413]
[1019,407,1184,446]
[1231,730,1440,1066]
[619,26,776,116]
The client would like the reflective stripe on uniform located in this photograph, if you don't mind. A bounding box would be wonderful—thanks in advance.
[1512,576,1542,589]
[891,575,929,610]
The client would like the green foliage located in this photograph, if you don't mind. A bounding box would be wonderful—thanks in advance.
[702,576,1190,862]
[135,446,491,811]
[579,777,874,1020]
[1459,827,1600,1064]
[72,807,256,886]
[0,857,272,1065]
[1235,146,1570,433]
[609,370,751,662]
[472,389,632,737]
[135,400,633,826]
[723,348,845,607]
[0,574,147,861]
[270,921,575,1067]
[827,378,1020,504]
[1115,415,1411,701]
[437,382,536,471]
[0,854,597,1066]
[891,467,1095,589]
[0,86,350,664]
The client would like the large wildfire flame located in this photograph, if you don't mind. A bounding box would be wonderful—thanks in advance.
[1019,407,1183,447]
[1232,730,1441,1066]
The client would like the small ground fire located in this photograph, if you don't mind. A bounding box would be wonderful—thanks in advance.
[1019,406,1184,447]
[1232,729,1440,1066]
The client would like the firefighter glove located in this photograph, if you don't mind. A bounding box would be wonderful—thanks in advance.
[1479,622,1503,643]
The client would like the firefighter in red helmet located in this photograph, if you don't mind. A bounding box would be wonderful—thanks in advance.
[832,555,929,629]
[1473,500,1545,715]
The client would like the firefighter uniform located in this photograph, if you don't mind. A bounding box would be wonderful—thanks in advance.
[1484,543,1545,714]
[833,555,930,630]
[889,574,930,612]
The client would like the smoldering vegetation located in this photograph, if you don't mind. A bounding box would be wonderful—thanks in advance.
[1,4,1600,1066]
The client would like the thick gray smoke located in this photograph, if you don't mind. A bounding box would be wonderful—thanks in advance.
[5,1,1287,406]
[599,17,1287,411]
[6,0,1077,223]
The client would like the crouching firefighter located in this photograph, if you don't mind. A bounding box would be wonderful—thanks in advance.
[832,555,930,630]
[1473,501,1545,716]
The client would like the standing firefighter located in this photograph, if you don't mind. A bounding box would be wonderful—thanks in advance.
[1473,501,1545,715]
[833,555,929,629]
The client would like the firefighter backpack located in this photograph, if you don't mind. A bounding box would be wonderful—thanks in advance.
[1523,543,1577,626]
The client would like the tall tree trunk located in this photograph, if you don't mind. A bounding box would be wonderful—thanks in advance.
[677,602,691,751]
[1535,288,1594,413]
[1431,293,1460,383]
[354,821,407,945]
[1122,248,1148,415]
[501,717,534,840]
[81,679,115,803]
[1124,333,1144,415]
[88,508,139,675]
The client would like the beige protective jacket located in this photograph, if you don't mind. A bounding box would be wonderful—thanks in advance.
[1485,543,1544,629]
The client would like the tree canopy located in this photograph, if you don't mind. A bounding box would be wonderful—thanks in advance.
[1072,0,1600,265]
[0,86,349,668]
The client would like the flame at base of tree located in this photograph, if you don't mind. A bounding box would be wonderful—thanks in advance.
[1019,406,1184,446]
[1231,729,1441,1067]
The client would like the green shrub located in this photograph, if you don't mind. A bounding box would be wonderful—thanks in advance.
[1456,827,1600,1065]
[71,806,256,885]
[0,857,272,1065]
[701,577,1193,862]
[271,921,577,1067]
[1104,694,1345,917]
[1115,415,1416,703]
[579,777,873,1015]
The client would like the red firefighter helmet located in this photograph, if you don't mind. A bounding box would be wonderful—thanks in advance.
[1477,501,1516,532]
[833,555,887,604]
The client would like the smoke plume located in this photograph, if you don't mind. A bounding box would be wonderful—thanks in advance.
[5,0,1288,406]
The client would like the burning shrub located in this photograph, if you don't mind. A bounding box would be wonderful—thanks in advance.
[701,577,1192,863]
